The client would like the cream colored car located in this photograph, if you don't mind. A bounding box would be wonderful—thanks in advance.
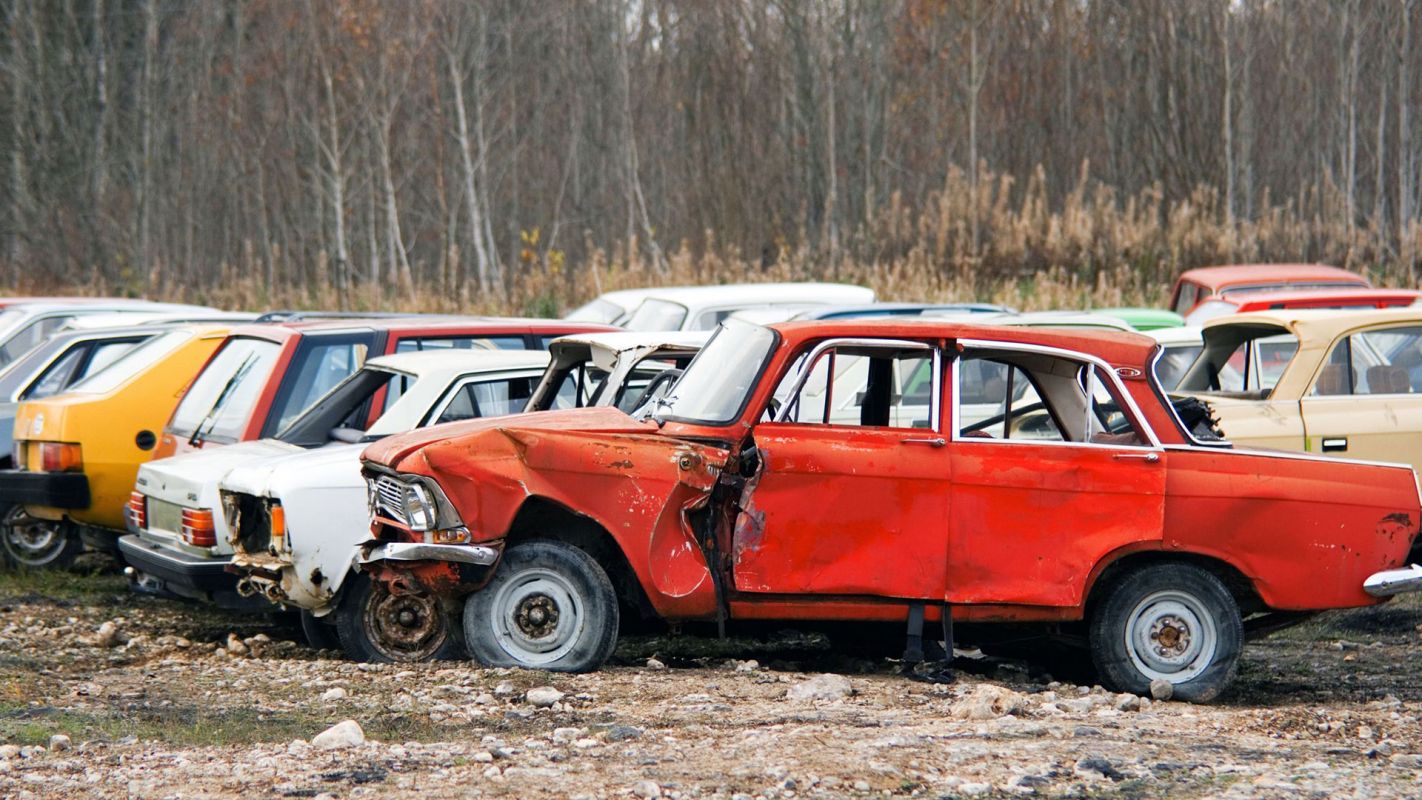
[1176,308,1422,467]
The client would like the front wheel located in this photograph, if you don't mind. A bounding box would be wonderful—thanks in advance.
[0,506,82,570]
[463,540,619,672]
[334,572,464,663]
[1089,563,1242,703]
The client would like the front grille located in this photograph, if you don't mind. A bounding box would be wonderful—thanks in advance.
[371,475,408,525]
[229,492,272,555]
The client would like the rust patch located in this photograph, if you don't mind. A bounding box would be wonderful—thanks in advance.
[1377,512,1414,542]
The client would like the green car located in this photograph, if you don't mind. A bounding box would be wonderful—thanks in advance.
[1094,307,1186,331]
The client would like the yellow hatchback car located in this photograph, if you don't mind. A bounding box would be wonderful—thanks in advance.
[0,325,230,567]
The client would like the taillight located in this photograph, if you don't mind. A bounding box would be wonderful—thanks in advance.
[128,492,148,530]
[38,442,82,473]
[269,503,286,551]
[181,508,217,547]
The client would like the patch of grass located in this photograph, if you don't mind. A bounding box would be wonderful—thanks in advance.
[0,567,129,605]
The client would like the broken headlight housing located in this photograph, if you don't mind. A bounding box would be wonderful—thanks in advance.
[402,483,436,532]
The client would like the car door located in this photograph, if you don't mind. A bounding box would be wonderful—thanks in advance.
[1300,325,1422,467]
[730,338,951,600]
[946,344,1166,609]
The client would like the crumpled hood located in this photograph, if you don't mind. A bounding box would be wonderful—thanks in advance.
[137,439,305,504]
[362,406,658,471]
[223,442,364,498]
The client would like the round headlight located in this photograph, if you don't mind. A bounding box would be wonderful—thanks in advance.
[403,484,436,531]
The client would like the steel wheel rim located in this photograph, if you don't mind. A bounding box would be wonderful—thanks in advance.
[361,583,447,662]
[1124,589,1218,683]
[1,507,69,567]
[489,567,585,666]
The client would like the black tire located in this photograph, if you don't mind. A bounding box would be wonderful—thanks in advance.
[299,609,342,652]
[1089,562,1242,703]
[463,540,619,672]
[0,505,82,570]
[334,571,464,663]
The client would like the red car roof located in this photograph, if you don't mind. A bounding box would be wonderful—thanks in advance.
[1177,263,1370,291]
[1222,286,1422,309]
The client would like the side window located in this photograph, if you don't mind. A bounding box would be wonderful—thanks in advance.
[271,340,370,432]
[1313,327,1422,396]
[435,376,538,424]
[957,356,1062,441]
[21,346,89,401]
[395,336,525,353]
[80,339,142,379]
[955,351,1148,446]
[772,344,934,430]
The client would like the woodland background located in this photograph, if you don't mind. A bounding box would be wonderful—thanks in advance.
[3,0,1421,314]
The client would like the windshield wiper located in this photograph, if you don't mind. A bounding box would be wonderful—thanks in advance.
[188,354,257,447]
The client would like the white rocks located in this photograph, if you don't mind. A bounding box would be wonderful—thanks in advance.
[853,779,872,791]
[311,719,365,750]
[525,687,564,708]
[645,657,666,670]
[320,687,348,702]
[287,739,311,756]
[46,735,69,752]
[631,779,663,798]
[786,674,853,701]
[1115,693,1143,712]
[1149,679,1174,701]
[493,681,517,697]
[552,727,583,744]
[94,621,125,648]
[0,745,19,760]
[1390,753,1422,769]
[951,684,1025,720]
[734,659,759,672]
[226,633,249,656]
[473,751,495,763]
[958,783,991,796]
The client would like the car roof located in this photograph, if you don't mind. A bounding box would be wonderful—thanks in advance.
[621,282,873,305]
[0,299,215,315]
[365,348,550,377]
[1218,286,1422,306]
[1201,306,1422,339]
[548,330,710,351]
[221,317,617,342]
[1177,263,1369,290]
[767,319,1158,367]
[1146,325,1204,345]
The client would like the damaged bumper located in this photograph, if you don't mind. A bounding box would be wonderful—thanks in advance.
[358,541,500,567]
[1363,564,1422,597]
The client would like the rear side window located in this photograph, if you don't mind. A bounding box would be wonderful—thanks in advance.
[433,376,539,424]
[69,330,193,395]
[395,336,525,352]
[168,337,283,443]
[1313,326,1422,396]
[20,338,144,401]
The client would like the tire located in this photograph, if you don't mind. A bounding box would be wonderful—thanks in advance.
[299,609,342,652]
[0,505,82,570]
[1089,562,1243,703]
[334,571,464,663]
[463,540,619,672]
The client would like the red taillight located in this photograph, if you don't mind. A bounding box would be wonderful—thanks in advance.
[181,508,216,547]
[38,442,82,473]
[128,492,148,530]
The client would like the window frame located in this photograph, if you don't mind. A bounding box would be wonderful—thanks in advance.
[769,337,941,432]
[1309,323,1422,398]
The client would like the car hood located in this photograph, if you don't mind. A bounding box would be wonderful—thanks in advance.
[223,442,364,498]
[363,406,659,471]
[138,439,305,504]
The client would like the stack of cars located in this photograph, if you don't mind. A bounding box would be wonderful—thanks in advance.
[0,268,1412,706]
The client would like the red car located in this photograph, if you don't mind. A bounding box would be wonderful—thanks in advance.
[360,319,1422,701]
[1185,286,1422,325]
[1170,263,1371,317]
[155,317,617,459]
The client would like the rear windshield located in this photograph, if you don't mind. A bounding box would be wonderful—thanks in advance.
[167,337,283,443]
[67,330,193,395]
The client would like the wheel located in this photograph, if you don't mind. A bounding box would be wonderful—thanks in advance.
[334,572,464,663]
[1089,563,1243,703]
[299,609,342,652]
[463,540,619,672]
[0,505,82,570]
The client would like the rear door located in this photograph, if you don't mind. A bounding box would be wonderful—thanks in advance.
[1300,325,1422,467]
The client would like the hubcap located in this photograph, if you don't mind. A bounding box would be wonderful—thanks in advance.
[1124,590,1218,684]
[489,568,586,666]
[1,507,71,567]
[362,583,447,661]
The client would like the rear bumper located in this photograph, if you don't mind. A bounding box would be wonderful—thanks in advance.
[1363,564,1422,598]
[117,534,267,611]
[0,470,89,509]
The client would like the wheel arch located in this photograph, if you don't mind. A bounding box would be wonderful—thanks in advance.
[1084,547,1265,618]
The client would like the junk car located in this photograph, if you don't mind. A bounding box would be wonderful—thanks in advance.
[358,319,1422,701]
[1169,263,1370,317]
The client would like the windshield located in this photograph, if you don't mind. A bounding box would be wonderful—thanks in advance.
[276,365,411,446]
[67,330,193,395]
[624,299,689,332]
[167,337,282,442]
[658,320,777,425]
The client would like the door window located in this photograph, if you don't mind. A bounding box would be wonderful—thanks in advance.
[433,376,539,424]
[395,335,525,352]
[268,338,372,433]
[1313,326,1422,396]
[772,342,935,429]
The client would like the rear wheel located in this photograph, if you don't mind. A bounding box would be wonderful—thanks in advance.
[464,540,619,672]
[334,572,464,663]
[0,506,81,570]
[1089,563,1242,703]
[299,609,342,652]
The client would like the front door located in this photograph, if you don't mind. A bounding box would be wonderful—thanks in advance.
[946,346,1167,609]
[730,339,951,600]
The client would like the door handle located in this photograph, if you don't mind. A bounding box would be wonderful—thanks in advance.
[1321,437,1348,452]
[1113,452,1160,463]
[902,436,946,448]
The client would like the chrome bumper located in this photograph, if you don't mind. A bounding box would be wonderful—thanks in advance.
[1363,564,1422,597]
[358,542,499,567]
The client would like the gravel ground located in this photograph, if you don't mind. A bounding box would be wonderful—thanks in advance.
[0,568,1419,799]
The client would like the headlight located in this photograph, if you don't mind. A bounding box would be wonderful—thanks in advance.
[402,483,436,531]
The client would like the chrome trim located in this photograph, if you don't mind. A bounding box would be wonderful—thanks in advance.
[950,338,1163,448]
[1363,564,1422,597]
[358,542,499,566]
[371,475,409,525]
[1160,443,1416,471]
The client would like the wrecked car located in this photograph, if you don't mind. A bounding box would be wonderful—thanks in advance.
[225,331,706,662]
[360,319,1422,701]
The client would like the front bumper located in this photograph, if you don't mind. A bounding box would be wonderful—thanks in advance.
[0,469,89,509]
[117,534,268,611]
[1363,564,1422,598]
[358,541,500,566]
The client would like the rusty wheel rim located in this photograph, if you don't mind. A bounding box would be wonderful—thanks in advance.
[361,582,447,662]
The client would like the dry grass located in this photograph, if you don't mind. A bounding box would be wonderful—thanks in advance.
[11,168,1421,315]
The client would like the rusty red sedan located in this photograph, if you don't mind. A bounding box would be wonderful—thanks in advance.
[359,319,1422,701]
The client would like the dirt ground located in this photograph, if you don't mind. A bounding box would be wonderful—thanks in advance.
[0,566,1419,800]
